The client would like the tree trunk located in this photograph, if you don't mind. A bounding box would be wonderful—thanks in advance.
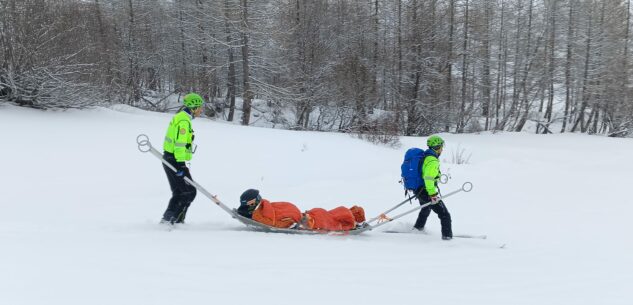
[178,3,188,90]
[500,0,523,130]
[621,0,631,129]
[405,0,421,136]
[514,0,534,132]
[562,1,573,132]
[224,0,236,121]
[445,0,455,132]
[494,2,506,130]
[240,0,253,126]
[126,0,141,104]
[457,0,469,133]
[543,0,558,132]
[371,0,379,112]
[482,0,492,130]
[395,0,403,130]
[94,0,113,101]
[197,0,210,96]
[572,3,593,132]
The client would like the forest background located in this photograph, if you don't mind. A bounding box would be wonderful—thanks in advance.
[2,0,632,139]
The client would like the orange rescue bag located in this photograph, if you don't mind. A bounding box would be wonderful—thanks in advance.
[328,206,356,230]
[304,208,343,231]
[252,199,302,228]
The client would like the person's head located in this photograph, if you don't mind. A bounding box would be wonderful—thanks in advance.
[239,189,262,213]
[183,93,205,117]
[427,135,445,155]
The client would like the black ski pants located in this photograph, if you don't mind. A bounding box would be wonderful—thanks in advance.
[162,152,197,223]
[413,188,452,238]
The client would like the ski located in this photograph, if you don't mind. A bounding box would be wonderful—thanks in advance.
[382,229,428,234]
[453,234,487,239]
[381,230,487,239]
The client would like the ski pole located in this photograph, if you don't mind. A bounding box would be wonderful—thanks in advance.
[136,134,236,217]
[367,182,473,231]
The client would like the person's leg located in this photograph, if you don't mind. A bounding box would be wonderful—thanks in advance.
[430,200,452,238]
[414,206,431,230]
[174,169,197,223]
[161,161,181,223]
[413,188,432,230]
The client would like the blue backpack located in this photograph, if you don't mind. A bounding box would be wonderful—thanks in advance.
[400,148,426,191]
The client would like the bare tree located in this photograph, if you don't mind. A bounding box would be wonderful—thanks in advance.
[224,0,237,121]
[4,0,633,138]
[240,0,253,125]
[562,0,574,132]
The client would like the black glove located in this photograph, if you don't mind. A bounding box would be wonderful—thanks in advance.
[175,163,187,177]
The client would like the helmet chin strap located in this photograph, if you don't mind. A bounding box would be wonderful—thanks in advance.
[430,145,443,156]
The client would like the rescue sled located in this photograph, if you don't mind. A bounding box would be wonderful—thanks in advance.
[137,134,472,235]
[232,209,373,235]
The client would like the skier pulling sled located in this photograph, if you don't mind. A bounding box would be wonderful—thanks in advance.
[137,134,235,217]
[365,182,473,230]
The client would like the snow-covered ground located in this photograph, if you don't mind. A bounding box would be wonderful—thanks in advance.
[1,104,632,305]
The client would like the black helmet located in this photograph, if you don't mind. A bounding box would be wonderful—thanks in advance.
[240,189,261,207]
[237,189,261,218]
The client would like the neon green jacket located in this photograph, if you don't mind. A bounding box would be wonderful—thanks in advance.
[163,110,194,162]
[422,152,441,195]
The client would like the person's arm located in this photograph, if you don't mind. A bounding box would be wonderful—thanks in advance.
[423,157,440,195]
[237,205,252,218]
[173,120,192,164]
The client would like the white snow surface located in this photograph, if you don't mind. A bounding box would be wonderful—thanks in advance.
[1,104,632,305]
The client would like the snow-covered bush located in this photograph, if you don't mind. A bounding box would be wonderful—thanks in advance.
[448,144,471,165]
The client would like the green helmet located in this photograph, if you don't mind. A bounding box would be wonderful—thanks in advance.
[427,135,445,148]
[183,93,204,109]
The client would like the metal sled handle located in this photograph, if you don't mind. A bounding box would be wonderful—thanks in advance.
[439,174,450,184]
[366,196,416,225]
[367,182,473,230]
[136,134,235,216]
[374,173,451,224]
[367,181,472,225]
[137,134,151,153]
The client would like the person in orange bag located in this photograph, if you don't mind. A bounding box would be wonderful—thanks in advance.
[237,189,366,231]
[237,189,302,228]
[301,206,366,231]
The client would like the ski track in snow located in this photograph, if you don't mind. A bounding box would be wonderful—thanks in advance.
[1,104,632,305]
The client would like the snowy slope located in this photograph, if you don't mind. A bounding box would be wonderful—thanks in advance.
[1,103,632,305]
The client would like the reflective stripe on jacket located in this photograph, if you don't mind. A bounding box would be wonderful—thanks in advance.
[163,110,194,162]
